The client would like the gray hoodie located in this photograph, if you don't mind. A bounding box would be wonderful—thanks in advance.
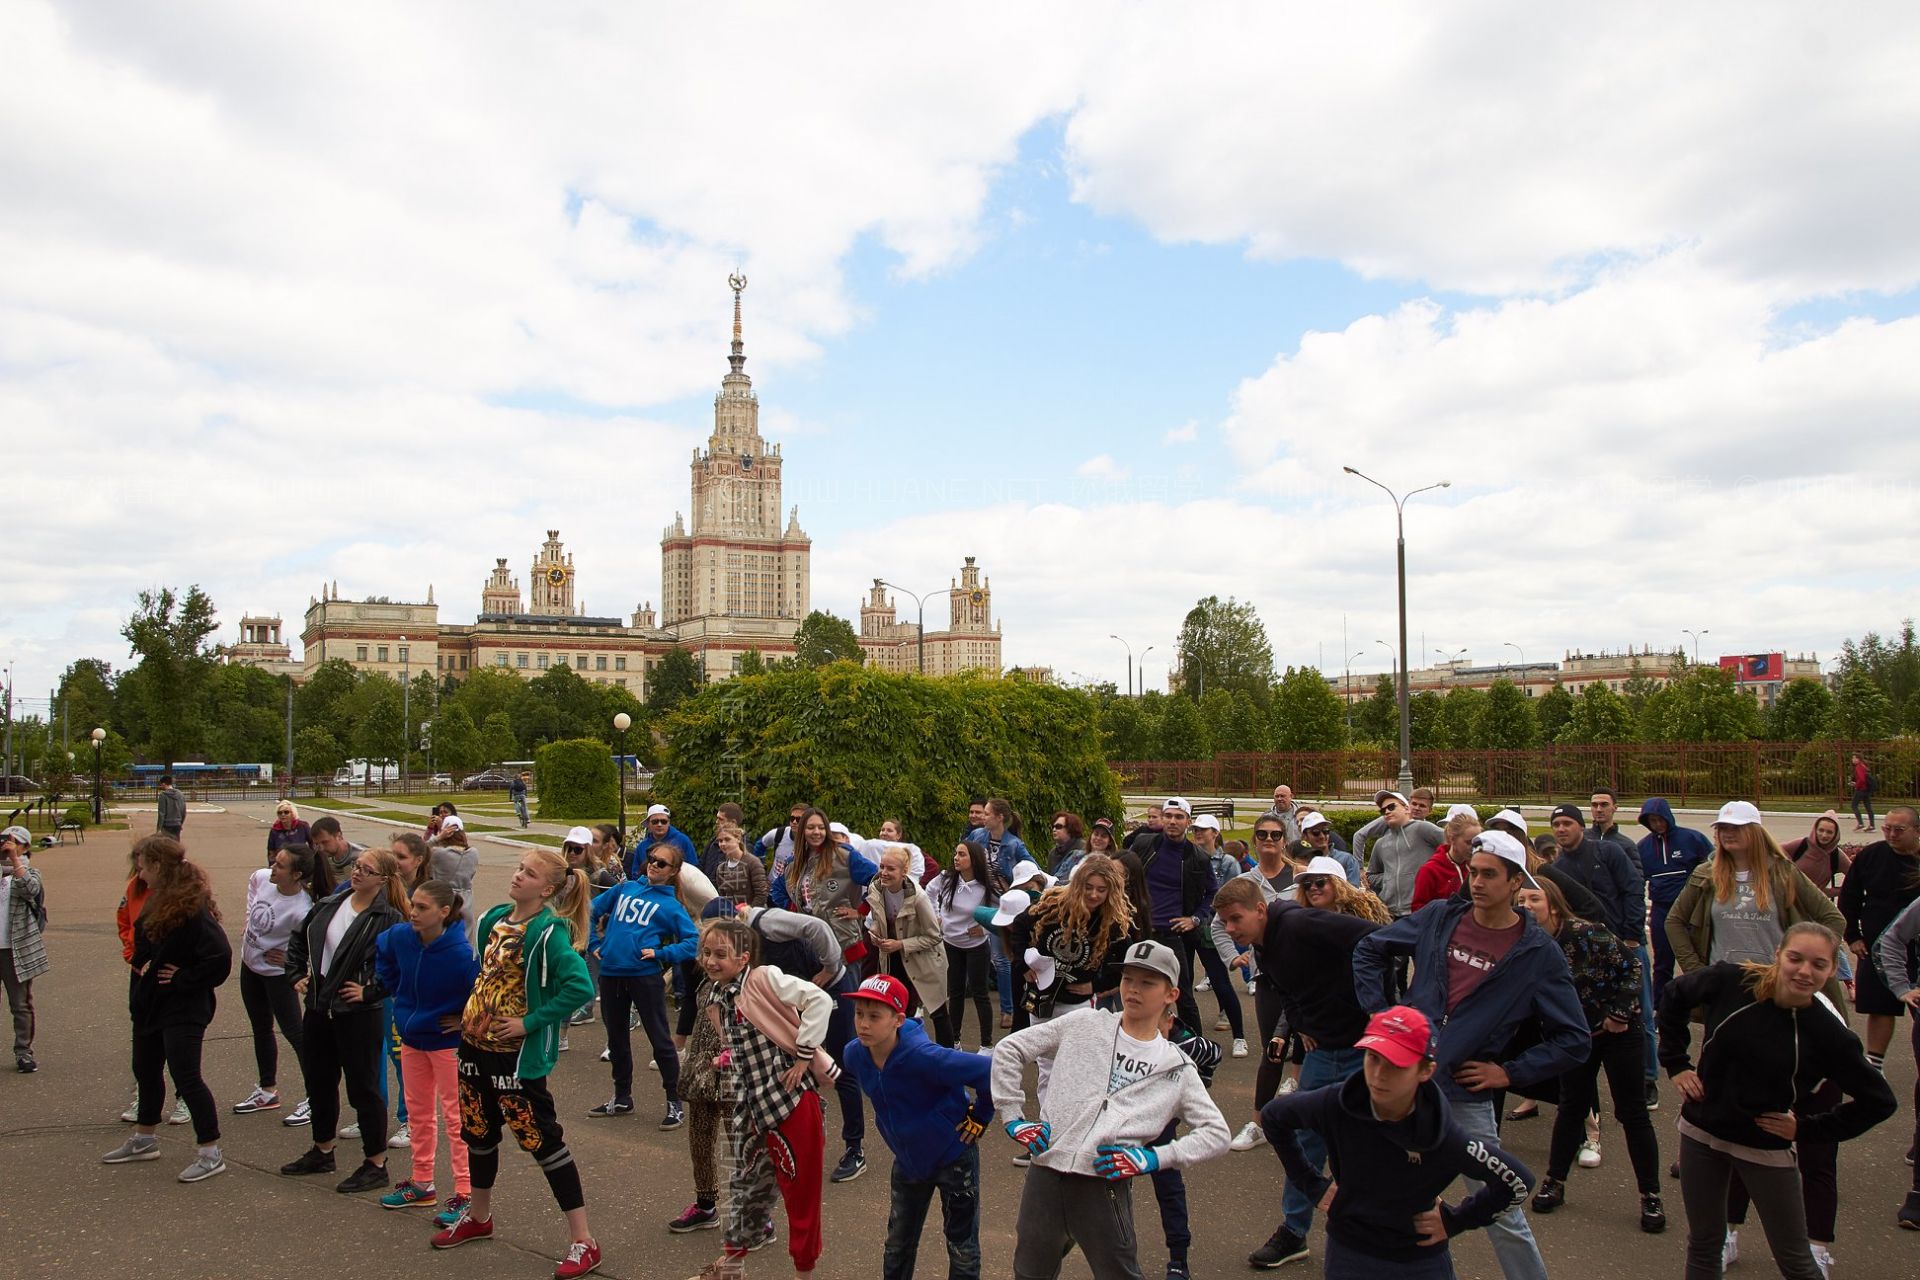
[990,1005,1230,1177]
[1366,819,1444,916]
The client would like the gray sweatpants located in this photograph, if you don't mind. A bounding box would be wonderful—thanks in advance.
[1013,1164,1143,1280]
[1678,1135,1823,1280]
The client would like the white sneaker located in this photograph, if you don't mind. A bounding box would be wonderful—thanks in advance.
[1232,1038,1249,1058]
[1195,978,1211,992]
[341,1122,362,1139]
[557,1032,570,1052]
[388,1123,412,1149]
[1577,1138,1602,1168]
[1722,1229,1739,1268]
[120,1098,141,1123]
[233,1085,281,1114]
[599,1048,611,1062]
[1279,1077,1298,1095]
[283,1098,313,1127]
[648,1058,658,1071]
[1810,1243,1832,1279]
[167,1098,191,1125]
[1214,1014,1232,1031]
[1229,1121,1264,1152]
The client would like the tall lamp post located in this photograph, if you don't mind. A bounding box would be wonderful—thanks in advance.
[1110,634,1136,697]
[90,726,105,824]
[1682,628,1709,666]
[1435,647,1467,685]
[880,580,932,674]
[1345,467,1451,791]
[398,635,409,790]
[613,712,631,843]
[1344,649,1367,731]
[1139,645,1155,697]
[1503,642,1526,693]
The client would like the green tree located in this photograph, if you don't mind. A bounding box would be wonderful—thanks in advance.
[513,664,605,749]
[430,703,483,774]
[353,686,404,770]
[1209,689,1266,753]
[480,711,520,765]
[1472,679,1539,749]
[1432,685,1485,750]
[1836,620,1920,715]
[443,667,525,737]
[534,737,618,821]
[1408,690,1445,750]
[1174,595,1274,702]
[293,725,345,779]
[201,663,287,763]
[55,658,117,741]
[1098,697,1156,760]
[119,585,220,763]
[1825,668,1896,740]
[1269,666,1348,751]
[1352,673,1398,744]
[294,658,362,744]
[1620,659,1664,719]
[1767,678,1834,742]
[1536,682,1575,742]
[648,648,705,713]
[792,611,866,668]
[1157,696,1213,760]
[1640,665,1762,742]
[736,648,768,677]
[1559,682,1635,744]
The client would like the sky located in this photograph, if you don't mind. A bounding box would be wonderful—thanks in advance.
[4,0,1919,720]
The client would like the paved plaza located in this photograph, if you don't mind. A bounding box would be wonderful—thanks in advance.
[4,804,1916,1280]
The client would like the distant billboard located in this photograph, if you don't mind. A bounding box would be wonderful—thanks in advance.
[1720,653,1784,682]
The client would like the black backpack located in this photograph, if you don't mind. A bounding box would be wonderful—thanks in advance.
[749,913,820,980]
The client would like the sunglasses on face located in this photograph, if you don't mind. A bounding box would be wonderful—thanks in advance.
[1051,822,1067,830]
[1253,829,1287,841]
[1297,877,1332,892]
[647,857,674,871]
[1379,803,1401,814]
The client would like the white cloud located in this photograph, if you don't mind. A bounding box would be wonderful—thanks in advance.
[1163,419,1198,444]
[1076,453,1130,481]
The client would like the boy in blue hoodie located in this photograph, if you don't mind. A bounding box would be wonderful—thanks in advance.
[1262,1004,1534,1278]
[844,974,994,1280]
[588,844,700,1129]
[1636,797,1714,1094]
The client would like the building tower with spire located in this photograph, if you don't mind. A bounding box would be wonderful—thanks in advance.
[660,274,812,676]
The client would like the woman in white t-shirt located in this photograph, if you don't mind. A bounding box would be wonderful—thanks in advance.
[933,841,1005,1050]
[233,845,332,1116]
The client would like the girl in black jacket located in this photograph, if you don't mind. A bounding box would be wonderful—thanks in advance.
[100,835,233,1183]
[279,844,409,1194]
[1659,922,1896,1280]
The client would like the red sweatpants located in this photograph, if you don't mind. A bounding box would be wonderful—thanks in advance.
[728,1090,825,1272]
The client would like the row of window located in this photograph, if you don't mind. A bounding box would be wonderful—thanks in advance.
[491,652,631,672]
[354,644,410,664]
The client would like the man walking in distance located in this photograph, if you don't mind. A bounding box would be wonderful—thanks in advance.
[510,771,531,828]
[1268,786,1302,843]
[155,774,185,838]
[1353,830,1588,1280]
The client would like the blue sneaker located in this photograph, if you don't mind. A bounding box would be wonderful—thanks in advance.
[380,1179,436,1210]
[432,1193,471,1228]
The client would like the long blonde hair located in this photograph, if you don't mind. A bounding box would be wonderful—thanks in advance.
[1026,853,1133,966]
[525,847,592,948]
[1318,874,1393,925]
[359,846,413,915]
[1741,922,1840,1002]
[1712,822,1791,913]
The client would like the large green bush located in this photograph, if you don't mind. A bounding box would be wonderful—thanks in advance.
[535,737,618,821]
[650,665,1123,858]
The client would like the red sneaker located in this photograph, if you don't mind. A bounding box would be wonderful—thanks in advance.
[554,1239,601,1279]
[430,1213,494,1250]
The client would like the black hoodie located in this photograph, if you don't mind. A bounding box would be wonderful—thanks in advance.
[1255,900,1385,1049]
[1261,1071,1534,1266]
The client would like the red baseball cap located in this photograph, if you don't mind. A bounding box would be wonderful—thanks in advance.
[1355,1005,1433,1068]
[845,974,911,1016]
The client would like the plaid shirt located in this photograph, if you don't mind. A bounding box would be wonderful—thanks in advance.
[708,974,815,1134]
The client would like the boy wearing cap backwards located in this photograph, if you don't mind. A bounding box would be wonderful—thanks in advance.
[1353,830,1586,1280]
[1262,1004,1534,1278]
[993,939,1230,1280]
[843,974,994,1280]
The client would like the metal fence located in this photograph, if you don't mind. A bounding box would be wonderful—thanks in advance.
[1110,740,1916,808]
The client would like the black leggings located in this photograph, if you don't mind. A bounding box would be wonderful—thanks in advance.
[1253,981,1287,1110]
[1548,1025,1660,1191]
[601,972,679,1102]
[458,1042,584,1212]
[300,1005,388,1159]
[133,1021,218,1144]
[239,967,303,1090]
[940,942,994,1048]
[1193,934,1245,1039]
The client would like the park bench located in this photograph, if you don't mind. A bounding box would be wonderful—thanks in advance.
[1189,800,1235,826]
[55,819,85,844]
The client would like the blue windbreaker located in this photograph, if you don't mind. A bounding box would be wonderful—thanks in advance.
[844,1018,994,1182]
[1636,797,1714,911]
[373,921,479,1051]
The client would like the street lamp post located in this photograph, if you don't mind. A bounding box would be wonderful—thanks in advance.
[1109,635,1133,698]
[399,635,409,792]
[1682,629,1709,666]
[1344,649,1367,731]
[1345,467,1451,791]
[613,712,631,843]
[1435,647,1467,686]
[1140,645,1155,697]
[880,581,932,675]
[1503,642,1526,692]
[90,726,105,824]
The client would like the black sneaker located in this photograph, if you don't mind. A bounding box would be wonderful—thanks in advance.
[1641,1193,1667,1234]
[1899,1191,1920,1231]
[1166,1261,1191,1280]
[280,1146,336,1176]
[16,1053,36,1074]
[1248,1226,1310,1268]
[1532,1177,1565,1213]
[1645,1081,1659,1111]
[830,1146,866,1183]
[336,1160,390,1194]
[660,1102,685,1131]
[587,1098,633,1118]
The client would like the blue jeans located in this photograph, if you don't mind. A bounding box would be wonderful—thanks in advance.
[1280,1047,1364,1236]
[985,930,1012,1016]
[1636,943,1657,1081]
[513,793,529,826]
[884,1146,980,1280]
[377,1000,407,1125]
[825,970,866,1147]
[1451,1096,1548,1280]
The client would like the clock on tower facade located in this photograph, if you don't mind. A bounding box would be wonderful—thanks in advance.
[529,530,577,617]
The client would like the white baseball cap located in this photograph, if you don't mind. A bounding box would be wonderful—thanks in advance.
[645,803,671,819]
[1714,800,1763,827]
[828,821,851,837]
[1162,796,1193,815]
[1023,946,1058,992]
[439,814,464,832]
[1006,860,1053,891]
[989,889,1033,928]
[1470,829,1539,888]
[1299,811,1330,833]
[1444,803,1479,823]
[1300,855,1349,880]
[1191,813,1222,832]
[1374,790,1409,808]
[1487,808,1529,837]
[564,825,593,846]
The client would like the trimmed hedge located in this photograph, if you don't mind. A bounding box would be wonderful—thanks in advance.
[535,738,618,822]
[61,802,91,829]
[650,665,1123,859]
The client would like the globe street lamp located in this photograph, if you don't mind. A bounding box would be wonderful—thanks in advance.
[90,726,105,824]
[1345,466,1452,791]
[613,712,632,843]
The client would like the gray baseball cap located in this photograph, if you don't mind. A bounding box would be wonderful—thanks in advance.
[1119,938,1181,986]
[0,825,30,846]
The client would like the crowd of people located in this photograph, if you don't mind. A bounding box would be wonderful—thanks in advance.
[33,773,1920,1279]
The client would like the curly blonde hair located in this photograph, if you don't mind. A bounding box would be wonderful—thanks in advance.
[1025,853,1133,966]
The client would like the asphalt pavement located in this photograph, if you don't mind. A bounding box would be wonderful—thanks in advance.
[4,806,1916,1280]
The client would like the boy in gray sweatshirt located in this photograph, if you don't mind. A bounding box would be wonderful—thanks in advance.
[992,939,1231,1280]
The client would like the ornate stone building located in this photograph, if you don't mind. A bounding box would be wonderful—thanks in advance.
[858,556,1003,675]
[222,614,302,680]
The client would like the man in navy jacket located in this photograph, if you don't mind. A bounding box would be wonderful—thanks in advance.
[1353,831,1586,1280]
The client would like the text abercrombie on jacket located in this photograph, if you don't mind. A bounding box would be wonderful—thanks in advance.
[1353,898,1590,1102]
[989,1006,1230,1177]
[373,921,479,1051]
[1263,1072,1533,1266]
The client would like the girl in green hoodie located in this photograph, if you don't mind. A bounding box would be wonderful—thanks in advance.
[431,849,603,1279]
